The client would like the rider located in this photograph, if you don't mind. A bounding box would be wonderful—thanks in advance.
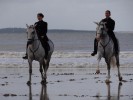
[23,13,49,59]
[91,10,119,56]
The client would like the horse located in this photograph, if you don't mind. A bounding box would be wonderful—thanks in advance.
[26,24,54,85]
[94,21,122,83]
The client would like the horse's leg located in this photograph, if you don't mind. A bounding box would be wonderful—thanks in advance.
[105,59,111,83]
[39,61,44,83]
[116,55,122,81]
[40,61,47,84]
[27,60,32,85]
[43,60,47,80]
[46,56,51,72]
[96,54,101,74]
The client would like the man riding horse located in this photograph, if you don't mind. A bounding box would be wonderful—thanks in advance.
[23,13,49,59]
[91,10,119,56]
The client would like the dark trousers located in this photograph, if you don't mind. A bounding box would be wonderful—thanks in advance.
[93,32,118,53]
[39,37,50,58]
[93,38,98,53]
[108,32,119,52]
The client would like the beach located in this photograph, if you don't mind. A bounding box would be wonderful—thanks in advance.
[0,51,133,100]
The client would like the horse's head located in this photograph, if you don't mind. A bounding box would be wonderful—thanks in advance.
[94,21,107,41]
[26,24,36,41]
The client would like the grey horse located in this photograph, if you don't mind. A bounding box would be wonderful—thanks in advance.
[26,24,54,85]
[94,22,122,83]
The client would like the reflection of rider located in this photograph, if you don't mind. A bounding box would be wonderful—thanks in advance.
[23,13,49,59]
[91,10,118,56]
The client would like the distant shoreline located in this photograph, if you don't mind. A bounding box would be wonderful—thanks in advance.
[0,28,132,34]
[0,28,94,33]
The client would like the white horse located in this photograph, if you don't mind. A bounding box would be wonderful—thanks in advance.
[26,24,54,85]
[94,22,122,83]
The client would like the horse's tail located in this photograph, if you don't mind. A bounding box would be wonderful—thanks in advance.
[110,56,116,68]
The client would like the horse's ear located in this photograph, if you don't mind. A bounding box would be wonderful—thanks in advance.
[94,22,99,25]
[26,24,29,28]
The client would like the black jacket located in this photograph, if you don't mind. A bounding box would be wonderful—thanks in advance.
[101,17,115,33]
[34,20,48,40]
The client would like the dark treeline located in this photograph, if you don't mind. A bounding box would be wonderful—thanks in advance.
[0,28,95,33]
[0,28,25,33]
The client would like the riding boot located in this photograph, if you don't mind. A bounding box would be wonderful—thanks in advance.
[44,42,50,59]
[108,32,119,55]
[114,39,119,55]
[45,48,48,59]
[23,41,29,59]
[91,38,98,56]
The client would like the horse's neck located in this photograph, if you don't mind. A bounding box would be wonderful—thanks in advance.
[100,35,110,45]
[30,34,39,49]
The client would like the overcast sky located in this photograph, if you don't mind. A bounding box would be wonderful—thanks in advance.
[0,0,133,31]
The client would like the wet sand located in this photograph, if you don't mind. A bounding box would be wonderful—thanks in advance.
[0,67,133,100]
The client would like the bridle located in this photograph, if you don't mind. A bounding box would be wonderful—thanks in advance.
[27,31,38,42]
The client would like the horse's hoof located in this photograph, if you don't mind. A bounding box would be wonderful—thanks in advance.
[105,79,111,84]
[41,80,47,85]
[27,81,31,86]
[119,77,123,81]
[96,70,100,74]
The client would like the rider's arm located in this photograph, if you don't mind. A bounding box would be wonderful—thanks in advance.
[44,22,47,34]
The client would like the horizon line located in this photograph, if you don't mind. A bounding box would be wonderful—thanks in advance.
[0,27,133,32]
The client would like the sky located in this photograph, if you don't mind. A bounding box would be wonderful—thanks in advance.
[0,0,133,31]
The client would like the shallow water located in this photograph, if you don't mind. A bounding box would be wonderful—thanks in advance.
[0,32,133,52]
[0,51,133,100]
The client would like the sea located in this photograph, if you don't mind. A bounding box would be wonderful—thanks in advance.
[0,31,133,52]
[0,31,133,69]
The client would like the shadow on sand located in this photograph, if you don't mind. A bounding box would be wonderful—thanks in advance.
[28,84,49,100]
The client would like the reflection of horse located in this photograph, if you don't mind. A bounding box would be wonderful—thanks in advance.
[28,84,32,100]
[40,84,49,100]
[26,25,54,85]
[28,84,49,100]
[106,83,122,100]
[95,83,122,100]
[94,22,122,83]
